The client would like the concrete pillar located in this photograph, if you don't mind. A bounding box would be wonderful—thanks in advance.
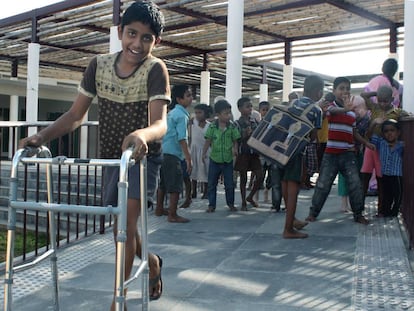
[200,71,210,105]
[225,0,244,119]
[259,84,268,102]
[8,94,19,158]
[403,0,414,112]
[110,25,122,53]
[282,64,293,102]
[26,43,40,136]
[80,112,89,158]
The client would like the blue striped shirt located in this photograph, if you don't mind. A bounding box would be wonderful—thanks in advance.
[371,135,403,176]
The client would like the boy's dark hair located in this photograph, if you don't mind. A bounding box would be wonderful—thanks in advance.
[377,85,393,101]
[237,97,251,109]
[214,99,231,114]
[169,84,190,110]
[333,77,351,90]
[381,119,400,132]
[121,1,165,38]
[382,58,398,77]
[259,101,270,109]
[194,103,212,118]
[303,75,324,99]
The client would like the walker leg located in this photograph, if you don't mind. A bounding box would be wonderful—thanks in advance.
[140,159,149,311]
[46,163,59,311]
[4,173,19,311]
[115,181,128,311]
[115,236,126,311]
[3,211,16,311]
[48,211,60,311]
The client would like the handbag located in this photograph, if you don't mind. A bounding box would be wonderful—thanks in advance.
[247,102,315,166]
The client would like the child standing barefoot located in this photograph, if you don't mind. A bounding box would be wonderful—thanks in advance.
[234,97,263,210]
[190,104,212,199]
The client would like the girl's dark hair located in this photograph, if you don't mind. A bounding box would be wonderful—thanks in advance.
[169,84,190,110]
[121,1,165,38]
[194,103,212,119]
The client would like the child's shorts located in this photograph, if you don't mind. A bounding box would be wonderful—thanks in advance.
[159,154,184,193]
[360,148,382,177]
[102,154,162,207]
[281,154,303,183]
[234,153,262,172]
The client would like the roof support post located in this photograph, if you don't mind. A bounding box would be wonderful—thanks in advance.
[25,14,40,136]
[283,40,293,102]
[225,0,244,119]
[260,64,268,102]
[26,42,40,136]
[403,0,414,113]
[9,59,19,158]
[200,53,210,105]
[110,0,122,53]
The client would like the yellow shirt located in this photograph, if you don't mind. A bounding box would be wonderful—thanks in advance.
[317,117,329,143]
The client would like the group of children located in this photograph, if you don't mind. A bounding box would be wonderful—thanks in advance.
[307,75,406,224]
[154,89,269,217]
[154,71,406,240]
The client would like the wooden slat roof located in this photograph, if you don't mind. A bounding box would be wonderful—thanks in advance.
[0,0,405,101]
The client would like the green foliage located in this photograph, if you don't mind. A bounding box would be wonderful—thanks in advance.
[0,227,49,262]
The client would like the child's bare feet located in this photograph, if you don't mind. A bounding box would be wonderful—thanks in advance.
[246,197,259,207]
[179,199,191,209]
[283,229,309,239]
[240,204,248,211]
[168,215,190,223]
[155,208,169,216]
[305,215,317,222]
[206,206,215,213]
[293,219,308,230]
[228,205,238,212]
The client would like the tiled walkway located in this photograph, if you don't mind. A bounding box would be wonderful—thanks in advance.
[1,184,414,311]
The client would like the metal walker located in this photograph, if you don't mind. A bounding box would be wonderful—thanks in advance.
[3,146,151,311]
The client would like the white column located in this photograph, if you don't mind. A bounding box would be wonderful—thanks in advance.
[110,26,122,53]
[26,43,40,136]
[282,64,293,102]
[403,0,414,112]
[80,111,89,158]
[225,0,244,119]
[259,83,268,102]
[200,71,210,105]
[8,94,19,158]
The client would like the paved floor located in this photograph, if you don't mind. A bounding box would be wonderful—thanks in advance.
[2,182,414,311]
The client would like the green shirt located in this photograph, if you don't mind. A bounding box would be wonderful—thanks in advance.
[205,120,241,163]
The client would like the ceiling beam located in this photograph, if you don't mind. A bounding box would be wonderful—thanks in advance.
[244,0,325,18]
[325,0,394,27]
[168,6,286,41]
[0,0,102,28]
